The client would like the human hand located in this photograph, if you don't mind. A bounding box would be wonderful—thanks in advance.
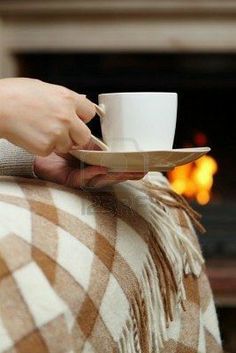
[0,78,95,156]
[34,152,145,189]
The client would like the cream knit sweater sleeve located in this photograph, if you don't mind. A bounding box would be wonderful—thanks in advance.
[0,139,35,177]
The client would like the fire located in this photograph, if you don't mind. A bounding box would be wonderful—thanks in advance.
[168,155,218,205]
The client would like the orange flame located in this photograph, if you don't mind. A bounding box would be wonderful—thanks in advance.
[168,155,218,205]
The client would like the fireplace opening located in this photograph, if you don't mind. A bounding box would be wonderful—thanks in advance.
[17,52,236,258]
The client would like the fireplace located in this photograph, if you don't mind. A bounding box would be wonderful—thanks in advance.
[16,51,236,259]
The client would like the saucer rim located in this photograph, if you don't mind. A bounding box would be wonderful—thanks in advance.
[76,147,211,154]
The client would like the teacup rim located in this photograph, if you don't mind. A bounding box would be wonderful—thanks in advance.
[99,92,177,97]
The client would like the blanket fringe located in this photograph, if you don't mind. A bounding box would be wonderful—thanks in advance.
[114,172,205,353]
[118,253,168,353]
[142,173,206,234]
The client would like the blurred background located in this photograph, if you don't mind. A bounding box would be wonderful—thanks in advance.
[0,1,235,351]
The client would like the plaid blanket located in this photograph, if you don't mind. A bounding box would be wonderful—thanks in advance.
[0,174,222,353]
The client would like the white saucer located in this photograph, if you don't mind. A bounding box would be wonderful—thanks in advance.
[70,147,211,172]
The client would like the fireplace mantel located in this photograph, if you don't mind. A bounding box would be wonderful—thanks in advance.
[0,0,236,76]
[1,0,236,15]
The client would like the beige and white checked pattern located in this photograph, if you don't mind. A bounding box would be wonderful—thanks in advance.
[0,175,222,353]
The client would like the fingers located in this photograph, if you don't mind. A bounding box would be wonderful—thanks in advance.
[69,115,92,149]
[87,172,145,189]
[71,92,96,123]
[47,110,94,154]
[49,83,96,122]
[66,166,108,188]
[54,131,74,154]
[65,166,145,189]
[51,86,96,149]
[70,136,102,151]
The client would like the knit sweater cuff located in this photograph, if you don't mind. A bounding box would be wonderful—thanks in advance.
[0,139,35,177]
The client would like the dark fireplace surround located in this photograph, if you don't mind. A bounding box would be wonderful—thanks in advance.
[17,52,236,260]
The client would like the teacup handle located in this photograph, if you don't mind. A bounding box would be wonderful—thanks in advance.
[85,104,109,151]
[95,104,105,118]
[90,134,109,151]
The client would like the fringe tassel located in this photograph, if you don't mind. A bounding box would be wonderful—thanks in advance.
[113,172,205,353]
[142,173,206,234]
[118,254,168,353]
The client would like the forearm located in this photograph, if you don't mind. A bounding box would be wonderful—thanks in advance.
[0,139,35,177]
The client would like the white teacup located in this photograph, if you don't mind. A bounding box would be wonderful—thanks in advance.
[97,92,177,152]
